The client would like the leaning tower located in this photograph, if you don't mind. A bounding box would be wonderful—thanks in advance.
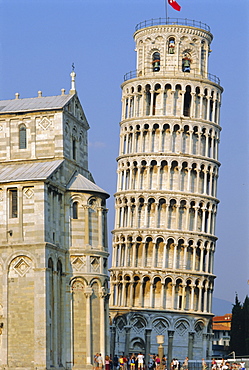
[110,19,223,361]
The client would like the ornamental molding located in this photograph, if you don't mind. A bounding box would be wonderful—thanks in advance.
[38,117,53,130]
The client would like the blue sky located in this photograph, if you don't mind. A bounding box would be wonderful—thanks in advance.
[0,0,248,306]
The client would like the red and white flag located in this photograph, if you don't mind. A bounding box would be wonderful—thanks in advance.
[168,0,181,11]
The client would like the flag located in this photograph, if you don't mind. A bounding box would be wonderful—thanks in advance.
[168,0,181,11]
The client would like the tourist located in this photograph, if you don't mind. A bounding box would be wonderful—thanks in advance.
[94,353,99,370]
[212,359,217,370]
[137,352,144,370]
[183,357,188,370]
[240,362,245,370]
[113,355,119,370]
[162,356,167,370]
[109,355,113,370]
[106,355,111,370]
[173,359,179,370]
[97,354,104,370]
[202,359,207,370]
[155,355,161,370]
[130,354,136,370]
[123,356,128,370]
[119,355,124,369]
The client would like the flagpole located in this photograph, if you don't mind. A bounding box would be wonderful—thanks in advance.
[165,0,168,23]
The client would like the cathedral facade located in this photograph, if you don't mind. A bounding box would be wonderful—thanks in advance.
[0,74,110,369]
[109,19,223,362]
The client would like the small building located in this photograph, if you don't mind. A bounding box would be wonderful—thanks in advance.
[212,313,232,357]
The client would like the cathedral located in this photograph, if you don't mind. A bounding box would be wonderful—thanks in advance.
[0,72,110,369]
[109,19,223,363]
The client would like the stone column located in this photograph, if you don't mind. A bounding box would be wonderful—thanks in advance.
[110,325,116,359]
[200,247,204,272]
[84,205,89,245]
[190,284,195,311]
[171,283,176,309]
[124,326,131,355]
[129,282,134,307]
[188,332,195,359]
[141,243,146,267]
[99,287,107,361]
[173,244,177,269]
[167,331,174,367]
[203,283,208,313]
[192,246,197,271]
[53,271,58,366]
[189,130,193,154]
[199,94,204,119]
[150,282,154,307]
[85,286,93,365]
[98,207,103,248]
[160,281,165,308]
[181,283,186,310]
[145,329,152,366]
[198,283,202,312]
[202,333,208,359]
[139,281,143,307]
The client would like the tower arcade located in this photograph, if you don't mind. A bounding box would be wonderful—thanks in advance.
[110,19,223,361]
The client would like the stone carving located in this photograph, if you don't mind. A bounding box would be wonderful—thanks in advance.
[71,256,86,271]
[13,257,31,277]
[38,117,52,130]
[153,319,168,334]
[175,320,189,336]
[24,187,34,199]
[90,257,100,272]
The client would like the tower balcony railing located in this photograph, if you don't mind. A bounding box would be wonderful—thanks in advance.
[135,18,211,33]
[123,67,220,85]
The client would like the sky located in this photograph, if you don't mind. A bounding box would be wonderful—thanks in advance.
[0,0,248,309]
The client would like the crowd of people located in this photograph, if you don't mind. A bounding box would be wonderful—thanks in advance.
[93,354,247,370]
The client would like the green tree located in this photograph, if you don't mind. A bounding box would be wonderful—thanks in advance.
[230,294,244,355]
[243,295,249,354]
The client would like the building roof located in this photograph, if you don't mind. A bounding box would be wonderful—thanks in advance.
[0,94,74,114]
[67,172,109,198]
[0,160,63,183]
[213,313,232,322]
[212,313,232,331]
[213,323,231,331]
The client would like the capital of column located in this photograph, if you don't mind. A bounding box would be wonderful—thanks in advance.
[84,286,93,298]
[99,286,108,299]
[168,330,175,338]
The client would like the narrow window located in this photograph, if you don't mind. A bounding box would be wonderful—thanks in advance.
[152,52,160,72]
[183,86,192,117]
[9,189,18,218]
[72,201,78,219]
[182,55,191,73]
[19,125,27,149]
[72,137,76,160]
[168,37,175,54]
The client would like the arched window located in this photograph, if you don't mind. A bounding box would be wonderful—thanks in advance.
[168,37,175,54]
[72,201,78,219]
[182,54,191,73]
[19,124,27,149]
[183,86,192,117]
[152,52,160,72]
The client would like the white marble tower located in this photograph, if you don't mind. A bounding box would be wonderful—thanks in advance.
[109,18,223,361]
